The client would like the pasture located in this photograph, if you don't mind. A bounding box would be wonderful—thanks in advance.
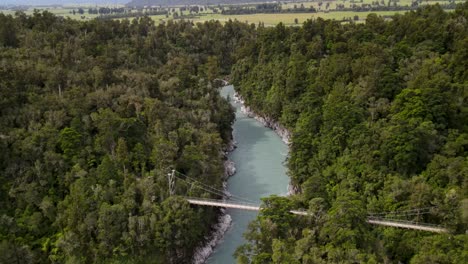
[184,11,411,25]
[0,0,462,25]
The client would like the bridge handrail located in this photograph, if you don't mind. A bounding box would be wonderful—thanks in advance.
[367,216,444,228]
[184,196,260,207]
[184,198,444,227]
[183,197,448,233]
[184,197,310,213]
[185,198,445,224]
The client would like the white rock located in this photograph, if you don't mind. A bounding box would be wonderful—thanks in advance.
[224,160,236,179]
[236,92,291,145]
[192,212,232,264]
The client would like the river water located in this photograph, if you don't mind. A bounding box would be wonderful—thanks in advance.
[206,85,289,263]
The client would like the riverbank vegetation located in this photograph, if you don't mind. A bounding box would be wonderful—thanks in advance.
[232,3,467,263]
[0,12,255,263]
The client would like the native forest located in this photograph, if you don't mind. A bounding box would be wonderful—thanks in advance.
[0,2,467,264]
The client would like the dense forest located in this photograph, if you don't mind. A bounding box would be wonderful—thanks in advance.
[0,11,254,263]
[231,3,467,263]
[0,3,467,264]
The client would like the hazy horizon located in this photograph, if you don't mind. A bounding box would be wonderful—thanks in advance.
[1,0,128,6]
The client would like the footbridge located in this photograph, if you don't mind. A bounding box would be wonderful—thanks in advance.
[170,170,449,234]
[186,197,309,216]
[185,197,448,233]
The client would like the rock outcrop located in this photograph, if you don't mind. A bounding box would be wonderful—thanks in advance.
[233,93,291,145]
[224,160,236,179]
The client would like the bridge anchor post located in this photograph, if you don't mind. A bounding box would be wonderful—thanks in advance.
[168,169,175,196]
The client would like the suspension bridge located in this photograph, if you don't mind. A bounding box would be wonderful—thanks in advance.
[169,170,449,234]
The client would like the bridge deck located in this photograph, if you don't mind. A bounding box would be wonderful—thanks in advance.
[186,198,448,233]
[367,218,448,233]
[187,198,260,211]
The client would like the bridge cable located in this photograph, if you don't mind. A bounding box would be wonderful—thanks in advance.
[173,170,258,204]
[174,175,257,204]
[174,176,227,198]
[173,170,233,196]
[173,171,443,227]
[368,206,437,216]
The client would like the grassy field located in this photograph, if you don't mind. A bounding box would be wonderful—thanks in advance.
[151,0,461,26]
[0,9,17,16]
[184,11,412,26]
[281,0,462,10]
[0,0,461,25]
[45,8,100,20]
[0,6,100,20]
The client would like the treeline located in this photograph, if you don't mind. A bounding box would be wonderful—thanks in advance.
[336,1,459,12]
[222,4,317,15]
[231,3,467,263]
[70,7,169,20]
[127,0,269,7]
[87,7,127,15]
[0,11,254,263]
[97,10,169,20]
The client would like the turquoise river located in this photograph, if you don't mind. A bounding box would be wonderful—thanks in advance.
[206,85,289,263]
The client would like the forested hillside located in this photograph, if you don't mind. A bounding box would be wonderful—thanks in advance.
[0,11,254,263]
[1,3,467,264]
[232,3,468,263]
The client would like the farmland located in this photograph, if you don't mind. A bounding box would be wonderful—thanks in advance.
[0,6,103,20]
[148,10,413,25]
[0,0,464,25]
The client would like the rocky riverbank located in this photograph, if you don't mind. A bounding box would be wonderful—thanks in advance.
[233,93,291,145]
[194,85,299,263]
[192,139,237,264]
[192,210,232,264]
[223,140,237,179]
[233,92,301,195]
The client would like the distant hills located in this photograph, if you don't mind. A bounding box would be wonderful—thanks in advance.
[1,1,128,6]
[126,0,269,7]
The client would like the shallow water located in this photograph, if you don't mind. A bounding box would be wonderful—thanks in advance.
[205,85,289,264]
